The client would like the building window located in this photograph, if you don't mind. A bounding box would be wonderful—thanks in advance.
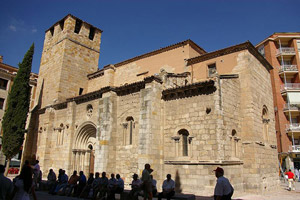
[178,129,189,156]
[0,78,8,90]
[89,27,95,40]
[208,63,217,77]
[74,19,82,34]
[0,98,4,109]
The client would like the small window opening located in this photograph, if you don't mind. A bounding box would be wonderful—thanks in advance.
[0,78,8,90]
[79,88,84,95]
[178,129,189,156]
[232,129,237,137]
[89,27,95,40]
[74,19,82,34]
[88,144,93,150]
[50,27,54,36]
[0,98,4,109]
[59,20,64,31]
[208,63,217,77]
[126,117,134,145]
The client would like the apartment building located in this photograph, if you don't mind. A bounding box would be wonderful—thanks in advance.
[0,56,38,165]
[256,33,300,171]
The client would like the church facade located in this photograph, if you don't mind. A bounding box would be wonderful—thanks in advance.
[23,14,279,195]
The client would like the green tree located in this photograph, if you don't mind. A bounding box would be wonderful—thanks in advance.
[2,44,34,175]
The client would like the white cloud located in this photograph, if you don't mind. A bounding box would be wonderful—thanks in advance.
[9,25,17,32]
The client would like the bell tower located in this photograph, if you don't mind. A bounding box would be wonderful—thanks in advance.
[36,14,102,107]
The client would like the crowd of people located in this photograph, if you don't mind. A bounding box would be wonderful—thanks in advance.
[0,161,236,200]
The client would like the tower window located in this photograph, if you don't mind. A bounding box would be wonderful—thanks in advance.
[74,19,82,34]
[50,27,54,36]
[89,27,95,40]
[59,20,64,31]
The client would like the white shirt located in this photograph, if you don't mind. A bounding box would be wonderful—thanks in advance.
[162,179,175,190]
[132,179,142,189]
[214,176,233,196]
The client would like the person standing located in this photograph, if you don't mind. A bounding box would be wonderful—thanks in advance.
[285,169,295,191]
[213,167,234,200]
[33,160,40,188]
[158,174,175,200]
[0,165,13,200]
[294,168,299,181]
[12,165,37,200]
[141,163,153,200]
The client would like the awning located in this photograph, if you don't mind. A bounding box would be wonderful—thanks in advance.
[287,92,300,104]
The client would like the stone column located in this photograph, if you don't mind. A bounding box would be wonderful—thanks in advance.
[94,91,117,173]
[138,80,163,181]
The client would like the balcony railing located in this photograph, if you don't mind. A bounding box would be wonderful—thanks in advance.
[276,47,296,56]
[278,65,298,73]
[289,145,300,153]
[286,123,300,132]
[283,104,300,112]
[280,83,300,93]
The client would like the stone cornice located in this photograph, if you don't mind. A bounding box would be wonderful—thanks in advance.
[166,72,190,78]
[37,76,163,113]
[162,80,216,101]
[164,160,243,165]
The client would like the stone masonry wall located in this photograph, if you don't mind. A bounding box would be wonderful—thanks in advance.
[232,51,279,193]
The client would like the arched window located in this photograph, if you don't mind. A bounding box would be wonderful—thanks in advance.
[262,106,269,142]
[123,116,134,145]
[231,129,238,157]
[178,129,189,156]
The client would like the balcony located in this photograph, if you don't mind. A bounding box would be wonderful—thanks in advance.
[278,65,298,77]
[283,104,300,115]
[289,145,300,153]
[280,83,300,94]
[276,47,296,57]
[286,123,300,137]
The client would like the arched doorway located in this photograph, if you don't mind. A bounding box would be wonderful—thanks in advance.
[72,122,97,175]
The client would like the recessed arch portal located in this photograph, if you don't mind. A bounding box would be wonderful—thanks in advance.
[72,122,97,174]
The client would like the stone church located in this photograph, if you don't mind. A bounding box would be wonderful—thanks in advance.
[23,14,279,195]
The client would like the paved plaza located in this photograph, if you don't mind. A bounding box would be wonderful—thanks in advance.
[28,181,300,200]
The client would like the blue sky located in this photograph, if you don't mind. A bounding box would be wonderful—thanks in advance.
[0,0,299,73]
